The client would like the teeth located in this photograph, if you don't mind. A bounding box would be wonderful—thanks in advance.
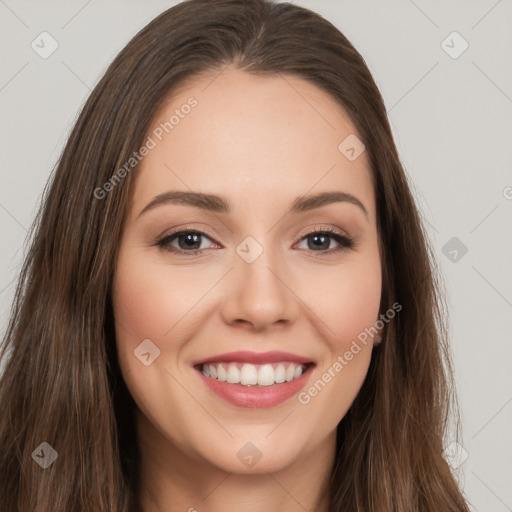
[257,364,274,386]
[240,363,258,385]
[226,365,240,384]
[217,364,227,382]
[274,364,286,383]
[200,361,308,387]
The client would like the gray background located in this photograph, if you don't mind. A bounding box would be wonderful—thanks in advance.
[1,1,511,510]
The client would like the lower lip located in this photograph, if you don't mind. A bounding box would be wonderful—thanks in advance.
[195,365,314,408]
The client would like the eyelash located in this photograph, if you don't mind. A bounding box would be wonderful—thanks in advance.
[154,226,355,257]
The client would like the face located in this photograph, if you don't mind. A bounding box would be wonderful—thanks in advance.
[112,67,382,475]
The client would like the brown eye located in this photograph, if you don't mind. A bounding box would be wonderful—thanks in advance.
[156,230,217,255]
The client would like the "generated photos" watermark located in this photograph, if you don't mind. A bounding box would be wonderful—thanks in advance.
[298,301,402,405]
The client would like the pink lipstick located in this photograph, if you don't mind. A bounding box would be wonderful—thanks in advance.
[192,350,315,408]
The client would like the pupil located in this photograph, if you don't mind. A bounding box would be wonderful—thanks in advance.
[180,233,200,250]
[310,234,329,250]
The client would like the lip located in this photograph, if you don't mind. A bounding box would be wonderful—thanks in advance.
[191,350,314,366]
[195,363,315,408]
[191,351,316,408]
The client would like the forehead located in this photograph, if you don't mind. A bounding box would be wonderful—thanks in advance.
[128,68,375,223]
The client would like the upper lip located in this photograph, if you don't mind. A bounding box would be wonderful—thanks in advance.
[192,350,314,366]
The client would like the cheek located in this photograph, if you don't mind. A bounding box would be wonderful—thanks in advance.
[112,265,168,345]
[300,252,382,350]
[334,273,381,343]
[300,254,381,430]
[112,250,203,347]
[296,266,380,437]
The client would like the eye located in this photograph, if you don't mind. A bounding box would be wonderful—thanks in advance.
[154,227,355,256]
[155,229,219,255]
[295,227,355,255]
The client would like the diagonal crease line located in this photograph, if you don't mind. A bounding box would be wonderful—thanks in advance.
[425,218,439,234]
[163,367,234,438]
[267,473,308,511]
[472,396,512,440]
[113,318,144,375]
[265,410,294,438]
[266,164,337,234]
[471,265,512,309]
[61,61,91,91]
[278,72,336,130]
[61,0,94,29]
[265,266,337,336]
[0,202,27,232]
[472,471,512,511]
[0,276,17,296]
[163,267,235,337]
[164,163,232,234]
[199,471,233,503]
[114,317,136,340]
[469,204,499,233]
[387,61,439,113]
[472,60,512,104]
[201,63,230,93]
[0,62,29,92]
[408,0,439,28]
[0,0,29,28]
[472,0,503,29]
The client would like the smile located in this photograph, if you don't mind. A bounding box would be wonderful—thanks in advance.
[199,361,311,387]
[191,350,316,408]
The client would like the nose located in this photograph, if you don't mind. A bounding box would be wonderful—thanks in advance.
[220,245,299,332]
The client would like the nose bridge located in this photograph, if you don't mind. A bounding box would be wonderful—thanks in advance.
[220,231,297,330]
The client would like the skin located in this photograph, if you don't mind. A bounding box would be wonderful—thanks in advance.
[112,66,382,512]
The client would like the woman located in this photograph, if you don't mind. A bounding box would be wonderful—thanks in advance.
[0,0,471,510]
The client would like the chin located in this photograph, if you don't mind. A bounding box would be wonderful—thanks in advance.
[194,431,309,475]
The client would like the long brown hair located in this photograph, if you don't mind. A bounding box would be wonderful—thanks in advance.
[0,0,471,510]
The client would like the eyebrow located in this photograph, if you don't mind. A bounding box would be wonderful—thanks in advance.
[137,190,368,219]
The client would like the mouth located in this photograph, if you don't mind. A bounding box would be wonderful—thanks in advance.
[194,361,315,387]
[191,350,316,408]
